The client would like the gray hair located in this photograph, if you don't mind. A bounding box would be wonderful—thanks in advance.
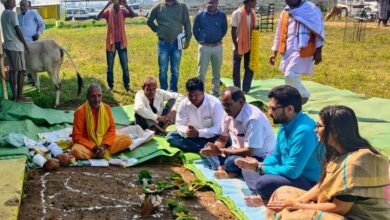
[86,83,102,96]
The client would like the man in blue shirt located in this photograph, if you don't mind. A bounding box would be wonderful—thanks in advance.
[18,0,44,85]
[18,0,44,43]
[193,0,227,97]
[235,85,322,204]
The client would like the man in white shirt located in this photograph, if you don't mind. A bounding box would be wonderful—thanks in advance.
[201,86,275,179]
[134,77,183,135]
[166,77,224,152]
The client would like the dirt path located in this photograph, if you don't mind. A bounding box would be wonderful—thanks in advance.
[19,162,236,220]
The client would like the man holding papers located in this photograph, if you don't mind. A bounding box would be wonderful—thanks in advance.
[147,0,192,92]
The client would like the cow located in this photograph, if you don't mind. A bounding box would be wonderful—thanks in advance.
[25,39,83,107]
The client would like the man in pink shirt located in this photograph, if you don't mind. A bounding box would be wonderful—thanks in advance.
[97,0,136,93]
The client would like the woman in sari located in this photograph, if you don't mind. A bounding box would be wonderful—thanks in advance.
[265,105,390,219]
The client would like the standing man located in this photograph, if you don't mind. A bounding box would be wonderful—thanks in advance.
[235,85,321,204]
[134,76,184,135]
[18,0,44,43]
[147,0,192,92]
[1,0,31,102]
[18,0,44,85]
[231,0,257,94]
[377,0,389,27]
[97,0,136,93]
[193,0,227,97]
[269,0,325,104]
[166,77,224,153]
[200,86,275,179]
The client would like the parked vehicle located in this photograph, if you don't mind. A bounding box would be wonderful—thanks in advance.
[127,2,150,17]
[84,7,98,19]
[65,8,96,21]
[337,0,377,16]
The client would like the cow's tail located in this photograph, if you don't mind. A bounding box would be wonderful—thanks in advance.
[60,47,83,96]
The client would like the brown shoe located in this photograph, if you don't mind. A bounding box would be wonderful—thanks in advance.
[16,96,33,103]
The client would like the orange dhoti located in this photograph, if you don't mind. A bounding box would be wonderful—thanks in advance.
[71,134,132,159]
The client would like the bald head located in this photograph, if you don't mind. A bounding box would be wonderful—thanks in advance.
[87,83,101,96]
[86,83,102,109]
[221,86,246,118]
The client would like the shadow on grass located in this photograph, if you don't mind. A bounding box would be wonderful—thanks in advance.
[23,75,134,125]
[24,75,123,109]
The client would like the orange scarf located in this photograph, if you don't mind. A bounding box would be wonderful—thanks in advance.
[278,10,316,57]
[237,7,256,55]
[106,8,127,52]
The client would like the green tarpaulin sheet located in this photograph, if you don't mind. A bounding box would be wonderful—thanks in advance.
[0,100,134,126]
[0,100,169,162]
[114,136,180,165]
[0,146,29,160]
[221,78,390,157]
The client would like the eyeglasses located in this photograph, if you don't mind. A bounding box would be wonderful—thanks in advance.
[269,104,285,112]
[316,122,325,129]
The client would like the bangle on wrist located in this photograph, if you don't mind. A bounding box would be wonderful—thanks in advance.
[220,149,226,157]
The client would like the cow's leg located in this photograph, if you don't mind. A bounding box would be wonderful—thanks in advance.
[31,72,40,92]
[48,68,61,107]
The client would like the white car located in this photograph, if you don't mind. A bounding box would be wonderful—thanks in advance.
[337,0,377,17]
[65,8,97,21]
[127,3,150,17]
[85,7,98,19]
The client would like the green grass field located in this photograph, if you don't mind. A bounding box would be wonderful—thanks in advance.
[26,18,390,109]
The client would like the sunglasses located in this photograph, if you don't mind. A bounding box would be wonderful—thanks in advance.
[269,104,285,111]
[316,122,325,129]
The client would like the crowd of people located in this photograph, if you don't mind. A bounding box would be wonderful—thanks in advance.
[1,0,389,218]
[71,79,389,218]
[1,0,325,104]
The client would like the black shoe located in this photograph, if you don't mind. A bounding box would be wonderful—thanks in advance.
[27,79,35,86]
[125,87,135,94]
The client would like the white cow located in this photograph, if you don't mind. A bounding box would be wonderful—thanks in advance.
[26,39,83,106]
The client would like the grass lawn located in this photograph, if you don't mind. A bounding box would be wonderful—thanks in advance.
[28,19,390,109]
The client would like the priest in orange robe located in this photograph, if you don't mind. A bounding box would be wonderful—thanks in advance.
[71,83,132,159]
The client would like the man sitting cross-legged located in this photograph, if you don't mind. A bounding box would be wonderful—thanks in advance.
[134,76,184,135]
[235,85,322,205]
[166,77,224,153]
[71,83,132,159]
[200,86,275,179]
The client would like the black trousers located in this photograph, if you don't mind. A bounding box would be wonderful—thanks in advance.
[135,99,176,130]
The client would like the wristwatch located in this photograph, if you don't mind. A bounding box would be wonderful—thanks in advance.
[256,163,264,175]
